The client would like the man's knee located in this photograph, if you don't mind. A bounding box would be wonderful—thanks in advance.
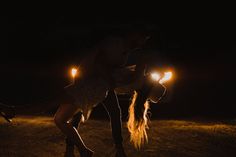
[54,114,68,129]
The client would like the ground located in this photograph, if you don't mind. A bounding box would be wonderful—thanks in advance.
[0,116,236,157]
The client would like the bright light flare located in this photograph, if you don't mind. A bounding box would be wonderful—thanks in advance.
[71,68,78,78]
[159,71,172,84]
[151,72,161,81]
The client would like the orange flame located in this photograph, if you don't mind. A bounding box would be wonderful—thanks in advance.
[159,71,172,84]
[71,68,77,78]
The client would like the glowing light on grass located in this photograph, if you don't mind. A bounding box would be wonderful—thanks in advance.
[159,71,172,84]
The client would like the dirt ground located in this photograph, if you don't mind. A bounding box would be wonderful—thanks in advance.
[0,116,236,157]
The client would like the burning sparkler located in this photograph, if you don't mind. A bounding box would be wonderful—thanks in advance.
[150,71,173,84]
[71,68,78,84]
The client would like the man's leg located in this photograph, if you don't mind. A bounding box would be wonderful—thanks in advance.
[64,112,83,157]
[102,90,127,157]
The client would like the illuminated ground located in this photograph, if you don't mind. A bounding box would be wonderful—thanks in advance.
[0,116,236,157]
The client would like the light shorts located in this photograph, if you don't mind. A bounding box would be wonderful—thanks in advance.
[65,76,109,120]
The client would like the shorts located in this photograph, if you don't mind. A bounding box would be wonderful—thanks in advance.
[64,76,109,120]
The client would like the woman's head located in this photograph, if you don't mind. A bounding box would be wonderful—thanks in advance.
[127,91,150,149]
[127,75,166,149]
[127,76,152,149]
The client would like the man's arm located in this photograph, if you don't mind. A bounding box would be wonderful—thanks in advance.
[78,49,99,76]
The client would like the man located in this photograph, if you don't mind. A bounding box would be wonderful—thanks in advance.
[62,29,150,157]
[65,90,127,157]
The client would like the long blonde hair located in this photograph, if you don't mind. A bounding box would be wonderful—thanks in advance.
[127,91,150,149]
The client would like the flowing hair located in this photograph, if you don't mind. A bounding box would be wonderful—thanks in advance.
[127,90,150,149]
[127,75,154,149]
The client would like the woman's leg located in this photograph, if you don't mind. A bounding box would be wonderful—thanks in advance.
[54,104,93,157]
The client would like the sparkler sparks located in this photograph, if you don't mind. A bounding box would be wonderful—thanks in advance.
[159,72,172,84]
[71,68,77,78]
[150,71,173,84]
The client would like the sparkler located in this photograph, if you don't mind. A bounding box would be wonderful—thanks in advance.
[71,68,78,84]
[151,72,161,81]
[150,71,172,84]
[159,72,172,84]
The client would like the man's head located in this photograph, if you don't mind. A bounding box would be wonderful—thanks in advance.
[123,29,151,51]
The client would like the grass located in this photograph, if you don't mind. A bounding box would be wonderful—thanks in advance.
[0,116,236,157]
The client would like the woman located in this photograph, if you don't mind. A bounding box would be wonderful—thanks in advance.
[54,30,150,157]
[63,65,166,157]
[64,67,166,157]
[0,30,166,156]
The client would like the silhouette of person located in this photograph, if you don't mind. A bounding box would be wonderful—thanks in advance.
[54,28,150,157]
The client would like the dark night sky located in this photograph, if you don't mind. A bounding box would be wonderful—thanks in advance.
[1,14,235,118]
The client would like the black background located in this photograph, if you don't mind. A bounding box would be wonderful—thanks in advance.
[1,13,235,119]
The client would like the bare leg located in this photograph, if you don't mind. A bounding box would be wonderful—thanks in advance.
[54,104,93,157]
